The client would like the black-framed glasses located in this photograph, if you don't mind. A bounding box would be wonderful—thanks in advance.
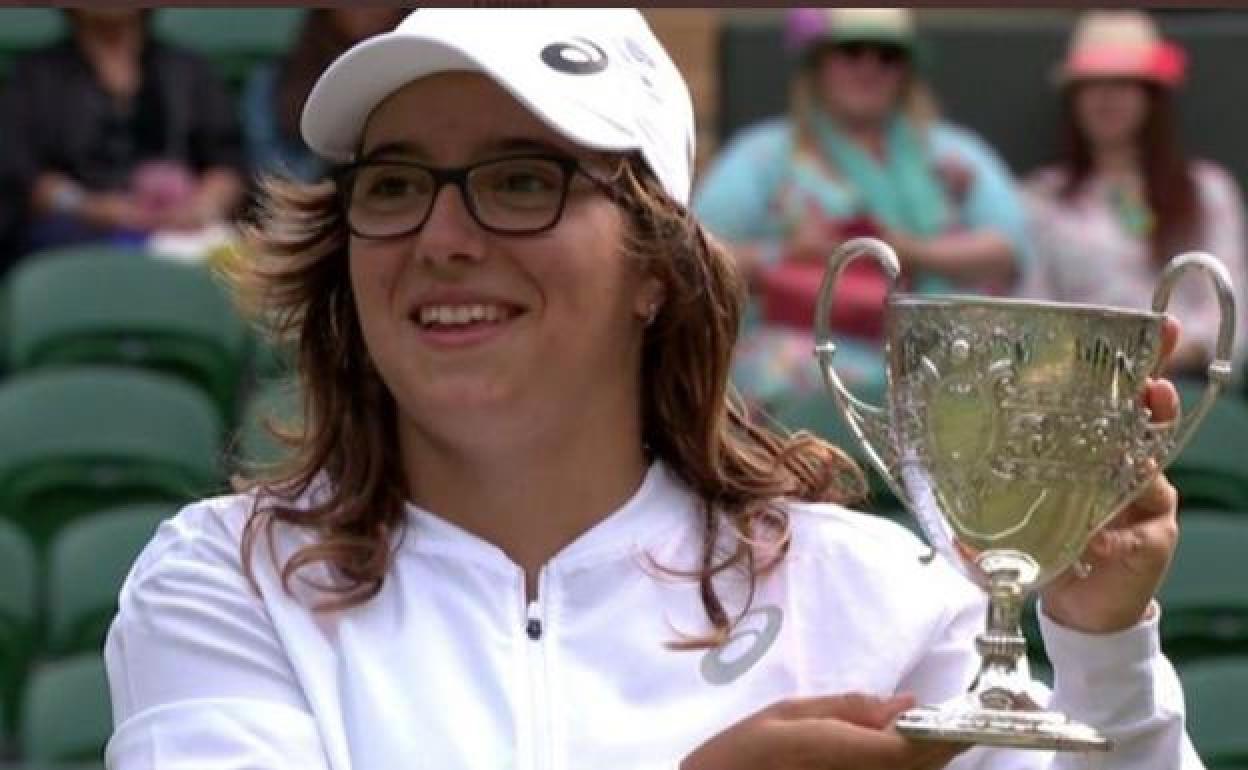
[335,154,617,239]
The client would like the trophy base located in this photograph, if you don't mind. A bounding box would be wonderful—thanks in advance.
[895,705,1113,752]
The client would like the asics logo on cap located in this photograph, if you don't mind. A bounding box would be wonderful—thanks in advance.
[541,38,609,75]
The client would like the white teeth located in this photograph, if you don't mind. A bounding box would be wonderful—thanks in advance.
[418,304,508,327]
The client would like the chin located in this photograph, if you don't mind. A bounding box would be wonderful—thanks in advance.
[407,381,514,414]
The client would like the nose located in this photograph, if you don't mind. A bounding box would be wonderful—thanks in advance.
[415,181,486,270]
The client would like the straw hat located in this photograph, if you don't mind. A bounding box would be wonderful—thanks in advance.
[1057,10,1186,87]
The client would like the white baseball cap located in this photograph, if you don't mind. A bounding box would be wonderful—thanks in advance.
[301,8,696,205]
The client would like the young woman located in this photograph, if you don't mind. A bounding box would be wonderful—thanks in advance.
[1024,10,1248,380]
[105,9,1201,769]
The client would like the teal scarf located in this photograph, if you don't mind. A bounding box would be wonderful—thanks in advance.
[809,108,949,237]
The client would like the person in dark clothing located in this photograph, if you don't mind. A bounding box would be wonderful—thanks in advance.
[0,8,244,267]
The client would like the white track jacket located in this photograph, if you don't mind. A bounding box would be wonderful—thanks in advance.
[105,462,1204,769]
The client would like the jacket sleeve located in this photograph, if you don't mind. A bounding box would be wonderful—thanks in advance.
[940,601,1205,770]
[104,502,331,770]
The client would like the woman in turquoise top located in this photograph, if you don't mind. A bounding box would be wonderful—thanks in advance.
[694,8,1028,410]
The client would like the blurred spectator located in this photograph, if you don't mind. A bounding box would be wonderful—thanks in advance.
[240,9,406,183]
[693,8,1027,407]
[1022,10,1248,379]
[0,9,244,263]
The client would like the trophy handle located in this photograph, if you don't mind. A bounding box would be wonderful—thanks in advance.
[1148,251,1238,469]
[814,237,911,508]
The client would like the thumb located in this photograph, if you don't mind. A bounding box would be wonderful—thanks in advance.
[851,692,917,729]
[773,692,917,729]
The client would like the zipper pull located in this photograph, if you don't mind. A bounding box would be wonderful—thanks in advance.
[525,599,543,641]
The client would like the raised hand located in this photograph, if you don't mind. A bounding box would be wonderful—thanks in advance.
[1041,316,1183,633]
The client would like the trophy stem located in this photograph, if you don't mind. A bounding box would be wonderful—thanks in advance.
[969,566,1040,711]
[894,558,1113,751]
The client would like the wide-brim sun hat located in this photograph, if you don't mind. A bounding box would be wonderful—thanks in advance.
[1057,10,1187,88]
[301,8,696,205]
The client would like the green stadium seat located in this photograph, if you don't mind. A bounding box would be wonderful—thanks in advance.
[1158,512,1248,662]
[0,366,223,548]
[151,8,305,89]
[0,9,65,80]
[19,654,110,764]
[4,246,251,419]
[1168,383,1248,512]
[0,519,37,735]
[234,377,301,470]
[1180,657,1248,769]
[44,505,172,658]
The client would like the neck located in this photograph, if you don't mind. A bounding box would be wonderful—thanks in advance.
[824,107,890,159]
[846,123,887,159]
[1092,142,1138,178]
[400,386,649,599]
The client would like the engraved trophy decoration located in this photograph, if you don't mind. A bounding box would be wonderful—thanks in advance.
[815,237,1237,751]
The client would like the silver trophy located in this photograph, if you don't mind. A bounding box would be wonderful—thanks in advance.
[815,237,1237,751]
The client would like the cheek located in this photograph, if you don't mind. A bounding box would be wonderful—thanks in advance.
[531,216,637,329]
[1076,95,1109,131]
[1123,97,1149,130]
[819,66,857,101]
[348,240,407,339]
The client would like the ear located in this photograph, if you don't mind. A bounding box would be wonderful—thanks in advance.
[633,273,665,325]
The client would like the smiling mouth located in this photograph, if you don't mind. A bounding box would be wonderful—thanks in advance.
[412,303,522,330]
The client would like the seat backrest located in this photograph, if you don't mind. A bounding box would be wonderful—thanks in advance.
[151,8,306,88]
[1180,657,1248,765]
[0,9,65,80]
[1158,512,1248,660]
[45,504,173,657]
[0,366,224,545]
[0,518,37,635]
[1168,384,1248,511]
[4,246,251,415]
[20,654,111,762]
[0,518,37,735]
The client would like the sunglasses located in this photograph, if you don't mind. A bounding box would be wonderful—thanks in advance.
[830,41,910,66]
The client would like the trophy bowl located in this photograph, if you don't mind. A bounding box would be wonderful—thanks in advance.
[814,237,1238,751]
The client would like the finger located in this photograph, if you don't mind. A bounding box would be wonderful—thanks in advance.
[784,719,967,770]
[1144,377,1180,423]
[1085,479,1177,563]
[1129,472,1179,521]
[771,693,915,729]
[1160,315,1180,364]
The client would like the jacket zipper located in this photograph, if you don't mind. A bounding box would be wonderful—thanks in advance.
[524,571,551,770]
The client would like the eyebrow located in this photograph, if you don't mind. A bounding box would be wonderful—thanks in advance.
[357,137,572,163]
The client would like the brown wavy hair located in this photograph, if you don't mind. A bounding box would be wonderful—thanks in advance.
[227,156,865,647]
